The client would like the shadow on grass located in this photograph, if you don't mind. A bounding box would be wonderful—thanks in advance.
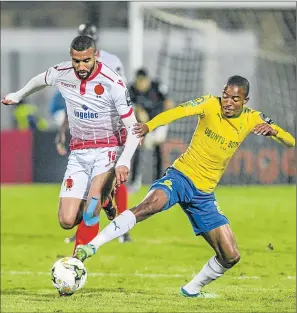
[1,287,147,298]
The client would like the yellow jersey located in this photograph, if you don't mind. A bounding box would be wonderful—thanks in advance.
[146,95,295,193]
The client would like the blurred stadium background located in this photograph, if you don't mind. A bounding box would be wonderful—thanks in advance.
[1,1,296,186]
[1,2,296,312]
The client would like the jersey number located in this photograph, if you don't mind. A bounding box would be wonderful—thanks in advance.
[106,151,117,167]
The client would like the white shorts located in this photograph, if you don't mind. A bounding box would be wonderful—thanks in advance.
[60,146,124,200]
[144,125,168,149]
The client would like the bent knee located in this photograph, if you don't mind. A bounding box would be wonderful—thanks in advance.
[58,198,84,229]
[58,208,79,229]
[221,251,241,268]
[59,216,76,229]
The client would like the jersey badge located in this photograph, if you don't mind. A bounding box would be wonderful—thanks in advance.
[94,84,104,97]
[64,177,74,191]
[260,113,275,125]
[195,96,205,105]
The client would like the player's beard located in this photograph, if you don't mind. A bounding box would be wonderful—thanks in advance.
[76,62,96,80]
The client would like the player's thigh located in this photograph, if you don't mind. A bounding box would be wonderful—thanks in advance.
[58,198,86,229]
[59,170,89,228]
[88,169,116,205]
[132,189,169,222]
[202,224,240,268]
[181,191,229,236]
[90,146,123,203]
[60,150,93,200]
[59,151,92,227]
[141,168,193,214]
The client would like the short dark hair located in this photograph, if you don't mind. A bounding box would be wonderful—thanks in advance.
[226,75,250,97]
[136,68,148,77]
[70,35,96,52]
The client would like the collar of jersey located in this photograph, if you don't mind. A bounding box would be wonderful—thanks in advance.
[74,61,102,81]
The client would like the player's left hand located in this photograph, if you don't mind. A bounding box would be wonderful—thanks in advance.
[253,123,278,136]
[115,165,129,186]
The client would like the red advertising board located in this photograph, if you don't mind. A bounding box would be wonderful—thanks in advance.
[1,130,33,183]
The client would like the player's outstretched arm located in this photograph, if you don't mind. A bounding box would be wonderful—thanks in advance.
[136,96,210,135]
[143,106,187,134]
[254,122,295,148]
[1,72,48,105]
[115,112,140,186]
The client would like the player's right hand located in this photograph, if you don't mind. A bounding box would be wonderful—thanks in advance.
[55,131,67,156]
[133,123,149,138]
[115,165,129,186]
[1,93,19,105]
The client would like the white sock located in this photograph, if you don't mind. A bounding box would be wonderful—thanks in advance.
[89,210,136,250]
[183,256,229,294]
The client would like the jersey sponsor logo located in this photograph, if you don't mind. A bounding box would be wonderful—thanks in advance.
[204,127,241,149]
[61,81,76,88]
[94,84,104,96]
[74,110,99,119]
[125,90,132,106]
[74,105,99,119]
[205,127,226,144]
[260,113,274,124]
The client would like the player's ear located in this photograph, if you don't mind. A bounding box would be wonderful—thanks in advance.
[243,97,249,105]
[95,50,99,57]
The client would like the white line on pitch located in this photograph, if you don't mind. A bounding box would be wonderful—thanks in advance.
[0,271,295,280]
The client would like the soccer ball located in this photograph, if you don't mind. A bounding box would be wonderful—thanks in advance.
[51,257,87,296]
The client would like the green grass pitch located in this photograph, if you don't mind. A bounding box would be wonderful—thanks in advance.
[1,184,296,312]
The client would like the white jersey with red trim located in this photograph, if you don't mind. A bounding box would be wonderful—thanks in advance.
[99,50,126,83]
[45,61,132,149]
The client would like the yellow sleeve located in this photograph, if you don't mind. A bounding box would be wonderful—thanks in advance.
[270,124,295,147]
[253,112,295,148]
[145,95,212,132]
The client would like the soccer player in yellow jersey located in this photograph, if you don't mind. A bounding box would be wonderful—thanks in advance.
[74,75,295,297]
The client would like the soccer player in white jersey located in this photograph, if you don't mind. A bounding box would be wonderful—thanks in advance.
[51,23,127,130]
[52,23,132,246]
[2,36,140,256]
